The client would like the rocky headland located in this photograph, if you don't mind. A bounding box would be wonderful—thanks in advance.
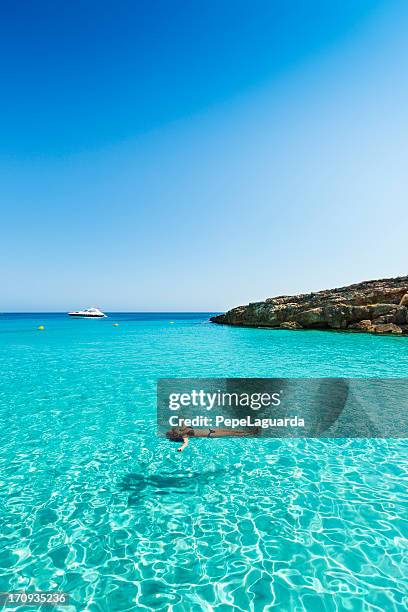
[211,276,408,335]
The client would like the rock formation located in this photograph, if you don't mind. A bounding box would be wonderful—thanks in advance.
[211,276,408,335]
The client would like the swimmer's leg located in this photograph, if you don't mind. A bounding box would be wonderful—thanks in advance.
[177,436,189,453]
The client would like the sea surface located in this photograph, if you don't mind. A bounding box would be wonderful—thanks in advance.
[0,313,407,611]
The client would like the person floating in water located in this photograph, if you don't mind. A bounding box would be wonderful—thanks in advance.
[166,426,260,452]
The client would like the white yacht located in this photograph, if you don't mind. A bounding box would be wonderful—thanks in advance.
[68,307,107,318]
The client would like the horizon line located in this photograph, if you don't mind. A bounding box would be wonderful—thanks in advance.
[0,310,222,314]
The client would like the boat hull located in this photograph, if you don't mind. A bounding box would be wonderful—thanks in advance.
[68,314,107,318]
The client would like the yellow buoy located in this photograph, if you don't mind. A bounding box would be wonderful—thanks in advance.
[113,323,119,327]
[38,325,45,330]
[169,321,174,325]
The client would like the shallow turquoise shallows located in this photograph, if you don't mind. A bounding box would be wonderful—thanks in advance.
[0,313,407,611]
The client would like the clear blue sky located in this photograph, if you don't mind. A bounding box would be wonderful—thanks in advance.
[1,0,407,311]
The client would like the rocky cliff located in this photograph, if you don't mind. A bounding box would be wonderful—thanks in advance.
[211,276,408,335]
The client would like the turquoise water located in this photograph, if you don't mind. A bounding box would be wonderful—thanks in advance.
[0,313,407,611]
